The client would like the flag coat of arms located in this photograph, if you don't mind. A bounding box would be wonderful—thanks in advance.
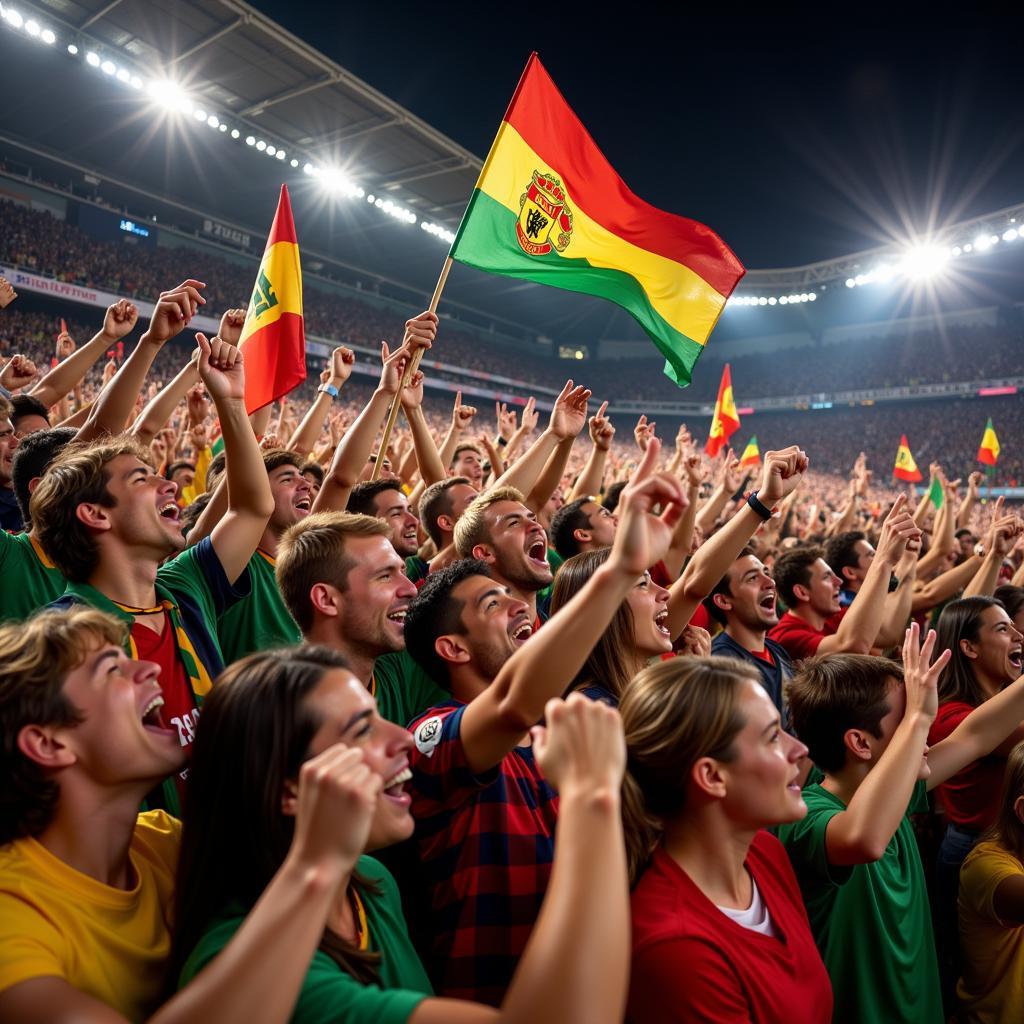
[740,436,761,468]
[449,53,745,387]
[893,435,923,483]
[706,364,740,457]
[978,418,1000,466]
[238,185,305,413]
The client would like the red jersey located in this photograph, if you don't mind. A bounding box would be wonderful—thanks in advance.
[131,615,199,800]
[628,832,833,1023]
[768,609,844,662]
[928,701,1004,831]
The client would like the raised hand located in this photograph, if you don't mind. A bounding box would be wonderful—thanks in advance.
[150,435,167,466]
[520,395,539,434]
[400,369,426,410]
[719,448,742,493]
[0,354,37,391]
[218,308,247,346]
[0,276,17,308]
[102,298,139,340]
[901,622,950,724]
[145,280,206,345]
[450,389,477,432]
[610,437,689,575]
[633,414,656,452]
[379,341,416,396]
[876,494,921,563]
[55,329,77,360]
[549,379,591,440]
[196,332,245,403]
[186,383,211,426]
[968,471,984,494]
[330,346,355,387]
[532,693,626,798]
[676,423,693,454]
[758,445,810,505]
[589,400,615,451]
[102,356,118,385]
[290,744,382,877]
[677,625,712,658]
[986,500,1024,557]
[496,401,517,441]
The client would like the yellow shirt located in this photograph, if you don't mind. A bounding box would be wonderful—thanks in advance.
[0,810,180,1020]
[958,838,1024,1023]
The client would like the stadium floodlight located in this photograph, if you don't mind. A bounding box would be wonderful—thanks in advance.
[245,135,256,146]
[990,234,999,245]
[147,79,192,114]
[1004,228,1019,242]
[974,234,991,251]
[116,68,129,83]
[275,150,286,160]
[303,163,314,174]
[231,129,240,139]
[206,114,218,128]
[86,51,100,66]
[951,245,962,256]
[758,297,768,306]
[808,292,816,301]
[779,296,788,304]
[266,145,276,156]
[41,27,55,44]
[24,18,39,35]
[290,158,299,168]
[101,60,116,75]
[255,140,266,151]
[130,76,142,89]
[67,43,78,54]
[845,278,855,288]
[899,245,949,280]
[4,8,24,28]
[963,243,973,252]
[193,108,206,121]
[218,123,227,132]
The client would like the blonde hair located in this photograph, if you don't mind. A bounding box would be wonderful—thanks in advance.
[30,436,152,582]
[454,485,526,558]
[276,511,390,632]
[0,608,127,843]
[985,740,1024,863]
[619,656,756,883]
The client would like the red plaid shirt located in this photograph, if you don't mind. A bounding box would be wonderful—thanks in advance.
[407,701,559,1005]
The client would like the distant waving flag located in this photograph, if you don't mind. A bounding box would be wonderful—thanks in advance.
[978,418,1000,466]
[238,185,305,413]
[893,435,923,483]
[706,364,740,457]
[740,436,761,468]
[449,53,745,388]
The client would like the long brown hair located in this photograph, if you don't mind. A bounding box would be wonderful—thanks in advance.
[984,740,1024,863]
[550,548,643,703]
[169,647,381,989]
[618,657,755,884]
[936,596,1004,707]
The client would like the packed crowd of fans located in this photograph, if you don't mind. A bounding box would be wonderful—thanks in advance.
[1,234,1024,1024]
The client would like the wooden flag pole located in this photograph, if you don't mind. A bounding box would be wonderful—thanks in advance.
[371,257,453,481]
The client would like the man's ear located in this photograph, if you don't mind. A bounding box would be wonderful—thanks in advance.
[471,543,496,565]
[17,724,77,771]
[437,514,455,535]
[712,592,733,614]
[841,565,858,584]
[310,583,342,619]
[792,583,811,604]
[843,727,875,764]
[435,634,471,666]
[572,527,592,545]
[75,502,112,533]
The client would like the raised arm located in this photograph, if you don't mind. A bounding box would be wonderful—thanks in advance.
[958,472,982,530]
[77,280,206,443]
[31,301,138,410]
[695,449,741,535]
[823,625,949,865]
[131,352,200,445]
[874,537,920,647]
[666,447,808,637]
[964,503,1023,598]
[196,333,274,584]
[460,440,687,774]
[568,402,613,501]
[400,368,446,487]
[437,390,478,471]
[288,346,353,458]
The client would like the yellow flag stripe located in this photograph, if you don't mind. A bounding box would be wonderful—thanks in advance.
[981,428,1000,455]
[476,122,726,345]
[239,240,303,347]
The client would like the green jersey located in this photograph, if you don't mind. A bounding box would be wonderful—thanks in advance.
[372,651,450,728]
[777,780,941,1024]
[179,856,431,1024]
[404,555,430,585]
[0,531,65,622]
[217,550,301,666]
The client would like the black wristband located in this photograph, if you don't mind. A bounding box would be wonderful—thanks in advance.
[747,491,773,521]
[496,436,508,448]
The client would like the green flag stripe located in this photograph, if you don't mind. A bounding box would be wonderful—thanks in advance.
[451,189,705,387]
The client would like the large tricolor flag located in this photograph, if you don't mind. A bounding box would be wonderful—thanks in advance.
[893,435,923,483]
[978,418,1000,466]
[740,436,761,468]
[449,53,745,388]
[238,185,305,413]
[706,363,740,457]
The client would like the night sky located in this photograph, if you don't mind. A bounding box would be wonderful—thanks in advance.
[246,6,1024,269]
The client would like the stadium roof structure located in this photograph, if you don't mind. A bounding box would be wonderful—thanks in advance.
[2,0,1024,356]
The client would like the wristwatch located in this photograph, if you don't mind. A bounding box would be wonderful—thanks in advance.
[318,382,340,399]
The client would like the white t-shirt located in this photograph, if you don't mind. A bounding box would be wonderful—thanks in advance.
[715,878,778,937]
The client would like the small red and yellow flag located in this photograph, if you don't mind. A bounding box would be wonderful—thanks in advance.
[238,185,305,413]
[978,418,1000,466]
[893,435,923,482]
[706,363,740,457]
[739,435,760,468]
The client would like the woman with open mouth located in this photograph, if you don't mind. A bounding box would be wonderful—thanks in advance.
[171,645,633,1024]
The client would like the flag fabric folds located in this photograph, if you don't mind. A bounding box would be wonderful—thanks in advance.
[238,185,305,413]
[927,476,944,509]
[449,53,745,388]
[978,418,1000,466]
[893,435,923,483]
[706,364,740,457]
[740,436,761,468]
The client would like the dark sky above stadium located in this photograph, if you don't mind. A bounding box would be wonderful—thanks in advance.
[248,5,1024,269]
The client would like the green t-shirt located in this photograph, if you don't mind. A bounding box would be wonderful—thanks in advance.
[0,531,65,622]
[372,651,450,728]
[404,556,430,585]
[777,780,941,1024]
[179,856,431,1024]
[217,551,301,666]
